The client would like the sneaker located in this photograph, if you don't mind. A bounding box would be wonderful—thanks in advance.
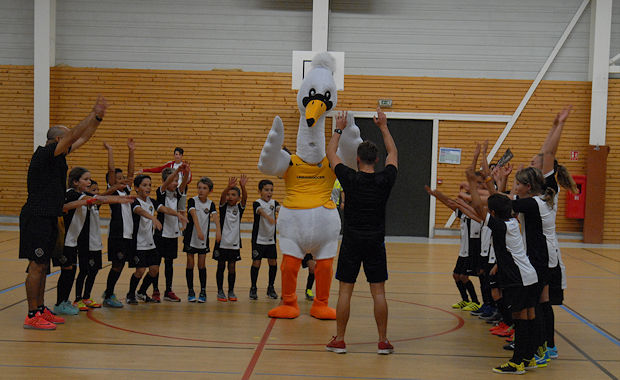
[54,301,79,315]
[188,290,196,302]
[524,357,538,370]
[198,291,206,303]
[164,290,181,302]
[493,324,514,337]
[505,331,514,342]
[41,306,65,324]
[217,290,227,302]
[377,340,394,355]
[24,312,56,330]
[470,303,490,316]
[266,286,278,299]
[493,361,525,374]
[73,299,89,312]
[535,348,549,367]
[326,336,347,354]
[305,289,314,301]
[462,302,481,312]
[151,290,161,303]
[228,290,237,302]
[480,309,500,321]
[503,342,515,351]
[126,293,138,305]
[136,292,152,303]
[547,346,558,359]
[102,293,123,308]
[490,322,509,332]
[82,298,101,308]
[451,300,469,309]
[249,287,258,300]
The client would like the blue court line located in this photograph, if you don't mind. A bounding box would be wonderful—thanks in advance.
[561,251,620,277]
[388,270,617,279]
[255,373,420,380]
[0,270,60,295]
[0,363,239,375]
[561,305,620,347]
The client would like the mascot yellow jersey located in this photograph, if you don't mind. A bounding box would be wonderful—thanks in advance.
[283,155,336,209]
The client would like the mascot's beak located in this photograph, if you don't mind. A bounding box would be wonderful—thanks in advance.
[305,99,327,127]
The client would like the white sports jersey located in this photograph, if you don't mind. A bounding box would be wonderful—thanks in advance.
[253,199,279,245]
[457,210,481,258]
[187,196,216,249]
[88,203,103,251]
[132,197,162,251]
[64,189,88,248]
[219,203,244,250]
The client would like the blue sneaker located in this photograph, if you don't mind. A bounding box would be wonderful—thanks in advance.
[54,300,79,315]
[547,345,558,359]
[102,293,124,308]
[534,351,548,368]
[471,303,490,316]
[198,291,206,303]
[188,290,196,303]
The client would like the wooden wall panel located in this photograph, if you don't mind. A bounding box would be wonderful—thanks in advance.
[2,65,619,241]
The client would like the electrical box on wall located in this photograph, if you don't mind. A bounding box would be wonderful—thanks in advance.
[378,99,392,107]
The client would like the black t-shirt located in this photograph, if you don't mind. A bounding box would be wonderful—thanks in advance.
[334,163,398,238]
[22,142,68,217]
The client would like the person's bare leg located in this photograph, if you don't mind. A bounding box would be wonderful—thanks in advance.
[25,261,44,311]
[370,282,388,342]
[335,281,355,340]
[37,264,48,307]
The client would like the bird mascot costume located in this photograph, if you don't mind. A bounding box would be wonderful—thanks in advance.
[258,52,362,319]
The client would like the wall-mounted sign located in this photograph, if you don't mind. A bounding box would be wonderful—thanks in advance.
[439,147,462,164]
[570,151,579,161]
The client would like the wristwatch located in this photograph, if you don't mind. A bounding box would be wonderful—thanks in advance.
[334,129,342,134]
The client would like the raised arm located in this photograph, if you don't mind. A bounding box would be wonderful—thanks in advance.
[466,169,486,220]
[160,163,186,192]
[127,138,136,183]
[541,106,571,173]
[425,185,457,211]
[375,107,398,169]
[104,141,116,186]
[257,116,290,177]
[469,142,481,171]
[239,174,248,208]
[452,197,484,223]
[179,162,191,194]
[55,95,108,156]
[327,111,347,169]
[221,177,237,206]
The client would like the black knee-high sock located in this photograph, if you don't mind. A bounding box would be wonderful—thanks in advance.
[198,268,206,291]
[464,280,479,303]
[216,261,225,291]
[527,319,537,359]
[250,266,259,288]
[83,267,98,299]
[165,258,174,292]
[186,268,194,291]
[74,269,88,301]
[152,270,160,292]
[105,268,122,298]
[543,302,555,347]
[57,268,74,305]
[129,274,141,295]
[497,298,513,325]
[534,304,546,351]
[455,280,468,301]
[306,272,315,291]
[228,272,236,292]
[511,319,528,363]
[268,264,277,287]
[138,274,154,294]
[480,274,491,305]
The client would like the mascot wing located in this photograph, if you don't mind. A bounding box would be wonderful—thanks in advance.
[258,116,291,177]
[336,112,363,169]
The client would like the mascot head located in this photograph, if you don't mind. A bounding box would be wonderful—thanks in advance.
[296,52,338,164]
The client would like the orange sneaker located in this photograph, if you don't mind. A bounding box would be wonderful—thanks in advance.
[41,307,65,324]
[378,340,394,355]
[82,298,101,308]
[24,312,56,330]
[73,299,89,311]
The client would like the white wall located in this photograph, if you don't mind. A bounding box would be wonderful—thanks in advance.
[611,0,620,65]
[0,0,34,65]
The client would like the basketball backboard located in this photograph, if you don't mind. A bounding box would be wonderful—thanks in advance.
[292,51,345,90]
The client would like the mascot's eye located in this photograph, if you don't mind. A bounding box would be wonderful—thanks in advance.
[309,88,316,97]
[325,91,331,100]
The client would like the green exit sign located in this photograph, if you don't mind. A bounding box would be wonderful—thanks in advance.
[378,99,392,107]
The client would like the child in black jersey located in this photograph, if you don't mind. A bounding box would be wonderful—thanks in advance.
[184,177,221,302]
[249,179,280,300]
[213,175,247,302]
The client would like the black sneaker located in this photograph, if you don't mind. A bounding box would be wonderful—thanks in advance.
[249,287,258,300]
[126,293,138,305]
[136,292,152,303]
[492,361,525,374]
[266,286,278,299]
[503,341,515,351]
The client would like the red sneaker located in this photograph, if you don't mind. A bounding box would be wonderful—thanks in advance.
[490,322,508,332]
[151,290,161,303]
[164,291,181,302]
[505,331,514,342]
[326,336,347,354]
[41,307,65,324]
[378,340,394,355]
[494,325,514,337]
[24,312,56,330]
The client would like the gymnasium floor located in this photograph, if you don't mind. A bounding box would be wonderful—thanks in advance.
[0,230,618,380]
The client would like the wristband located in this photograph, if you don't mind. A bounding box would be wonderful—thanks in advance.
[95,114,103,122]
[484,176,493,183]
[334,129,342,135]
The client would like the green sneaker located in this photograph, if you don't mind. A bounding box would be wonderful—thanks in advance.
[462,302,481,311]
[54,300,79,315]
[102,293,123,308]
[451,300,469,309]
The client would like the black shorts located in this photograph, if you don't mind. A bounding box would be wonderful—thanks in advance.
[549,264,564,305]
[213,247,241,262]
[252,244,277,260]
[489,273,499,289]
[469,238,482,274]
[129,249,160,268]
[453,256,474,276]
[53,245,78,267]
[535,266,551,297]
[78,250,103,271]
[336,237,387,284]
[301,253,314,268]
[19,212,58,265]
[107,237,133,265]
[184,245,209,255]
[156,236,179,260]
[503,284,538,312]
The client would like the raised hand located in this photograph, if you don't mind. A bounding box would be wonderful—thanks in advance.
[554,105,572,127]
[228,177,238,188]
[92,95,108,119]
[336,111,348,130]
[239,174,248,187]
[501,163,513,177]
[103,141,112,151]
[373,107,387,128]
[465,168,478,182]
[127,138,136,151]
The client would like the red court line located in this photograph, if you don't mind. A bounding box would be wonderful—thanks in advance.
[242,318,276,380]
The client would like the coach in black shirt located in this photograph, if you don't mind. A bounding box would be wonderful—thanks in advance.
[20,96,108,329]
[325,107,398,354]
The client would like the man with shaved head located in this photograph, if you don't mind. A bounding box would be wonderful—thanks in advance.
[20,95,108,330]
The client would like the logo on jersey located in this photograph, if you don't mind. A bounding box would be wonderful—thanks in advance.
[204,208,210,214]
[149,206,154,212]
[34,248,44,257]
[232,209,238,216]
[269,205,274,210]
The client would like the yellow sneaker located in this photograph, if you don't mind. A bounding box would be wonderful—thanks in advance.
[451,300,469,309]
[82,298,101,308]
[73,299,89,311]
[462,302,481,311]
[305,289,314,301]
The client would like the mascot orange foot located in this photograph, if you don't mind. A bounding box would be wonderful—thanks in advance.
[268,255,336,320]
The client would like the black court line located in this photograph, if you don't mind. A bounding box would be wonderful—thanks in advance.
[0,338,254,351]
[583,248,620,263]
[0,285,57,312]
[563,303,620,343]
[555,329,618,380]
